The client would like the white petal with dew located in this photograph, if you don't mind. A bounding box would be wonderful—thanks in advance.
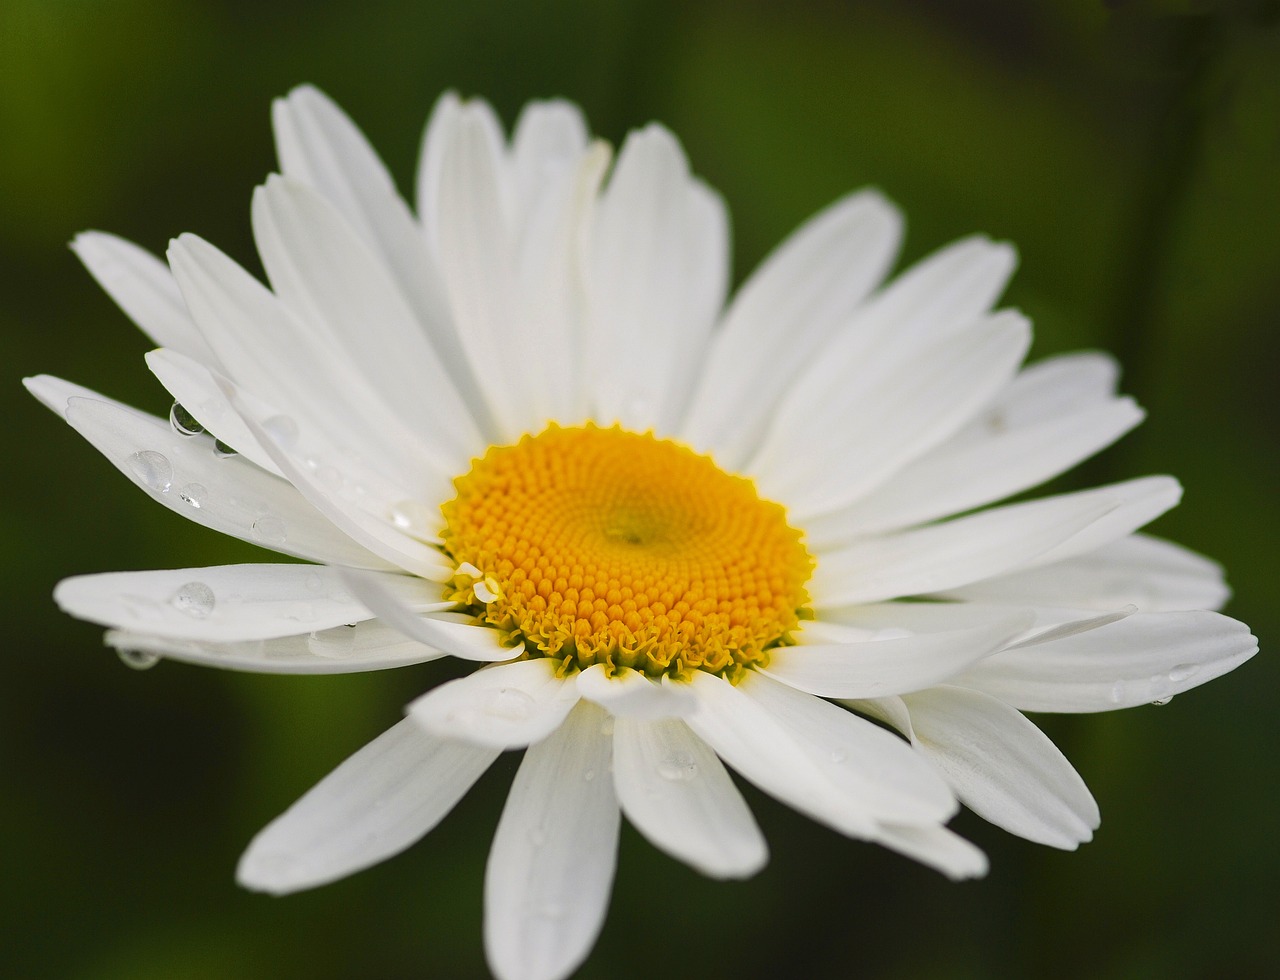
[239,718,498,894]
[679,189,902,470]
[941,533,1230,613]
[341,568,516,662]
[484,701,619,980]
[901,686,1099,849]
[410,659,581,750]
[55,564,441,642]
[764,612,1034,699]
[105,620,447,674]
[613,716,767,879]
[954,610,1258,713]
[72,231,218,364]
[575,664,697,719]
[33,384,394,570]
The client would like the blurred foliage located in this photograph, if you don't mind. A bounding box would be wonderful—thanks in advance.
[2,0,1277,977]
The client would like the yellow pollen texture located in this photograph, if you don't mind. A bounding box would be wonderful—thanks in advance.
[441,424,813,679]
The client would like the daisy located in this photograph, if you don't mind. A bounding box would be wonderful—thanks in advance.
[28,86,1256,980]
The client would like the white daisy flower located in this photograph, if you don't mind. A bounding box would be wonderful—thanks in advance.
[28,86,1257,980]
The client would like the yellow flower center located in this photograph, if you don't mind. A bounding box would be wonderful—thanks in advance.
[441,424,813,680]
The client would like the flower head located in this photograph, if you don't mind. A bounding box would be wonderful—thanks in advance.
[28,86,1257,980]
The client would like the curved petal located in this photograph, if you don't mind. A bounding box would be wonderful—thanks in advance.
[32,383,394,570]
[55,564,441,642]
[238,719,499,894]
[484,701,619,980]
[679,189,902,469]
[613,717,767,879]
[410,659,581,750]
[105,620,447,674]
[72,231,218,364]
[954,610,1258,712]
[874,822,988,880]
[763,613,1034,699]
[575,664,696,719]
[941,533,1230,613]
[902,686,1099,849]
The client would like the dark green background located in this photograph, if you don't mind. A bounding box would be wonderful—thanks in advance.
[3,1,1276,977]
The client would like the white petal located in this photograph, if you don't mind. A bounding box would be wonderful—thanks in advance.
[106,620,447,674]
[764,613,1034,699]
[410,659,581,750]
[943,533,1230,612]
[509,99,589,228]
[613,716,767,879]
[811,486,1112,607]
[24,374,108,419]
[584,125,729,432]
[238,718,498,894]
[753,311,1031,519]
[46,387,394,569]
[954,610,1258,712]
[575,664,696,719]
[71,231,217,364]
[873,823,988,880]
[340,568,516,662]
[817,390,1143,538]
[55,564,441,642]
[251,175,479,462]
[484,701,619,980]
[902,686,1098,849]
[679,190,902,469]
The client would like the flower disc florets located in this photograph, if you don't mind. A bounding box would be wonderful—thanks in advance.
[441,424,813,680]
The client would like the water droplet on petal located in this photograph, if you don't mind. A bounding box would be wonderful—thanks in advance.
[389,499,437,540]
[213,439,238,458]
[487,687,535,722]
[262,414,299,450]
[304,571,323,593]
[583,768,596,782]
[170,581,215,619]
[127,450,173,493]
[252,515,288,546]
[117,648,161,671]
[1108,682,1126,704]
[1168,663,1199,683]
[1151,696,1173,706]
[657,754,698,781]
[829,749,847,764]
[178,483,207,509]
[169,402,204,436]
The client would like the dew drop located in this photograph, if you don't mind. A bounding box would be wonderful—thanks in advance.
[170,581,215,619]
[1151,696,1173,706]
[117,648,161,671]
[304,571,323,593]
[262,414,299,449]
[252,515,288,546]
[169,401,205,436]
[583,768,596,782]
[1108,682,1126,704]
[657,754,698,781]
[127,450,173,493]
[213,439,238,458]
[1168,663,1199,683]
[829,749,847,764]
[389,500,437,539]
[488,687,535,722]
[178,482,207,509]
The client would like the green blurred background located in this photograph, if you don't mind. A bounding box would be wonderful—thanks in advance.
[3,1,1277,977]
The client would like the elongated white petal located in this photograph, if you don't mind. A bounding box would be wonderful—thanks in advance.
[252,175,479,462]
[584,124,728,432]
[55,564,439,642]
[106,620,447,674]
[613,717,767,879]
[943,533,1230,612]
[575,665,696,719]
[340,568,514,661]
[239,719,499,894]
[72,231,217,364]
[410,659,580,750]
[954,611,1258,712]
[510,99,589,228]
[874,823,988,880]
[41,386,393,569]
[485,701,619,980]
[902,686,1099,849]
[817,393,1143,538]
[764,613,1033,699]
[754,312,1031,519]
[680,190,902,469]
